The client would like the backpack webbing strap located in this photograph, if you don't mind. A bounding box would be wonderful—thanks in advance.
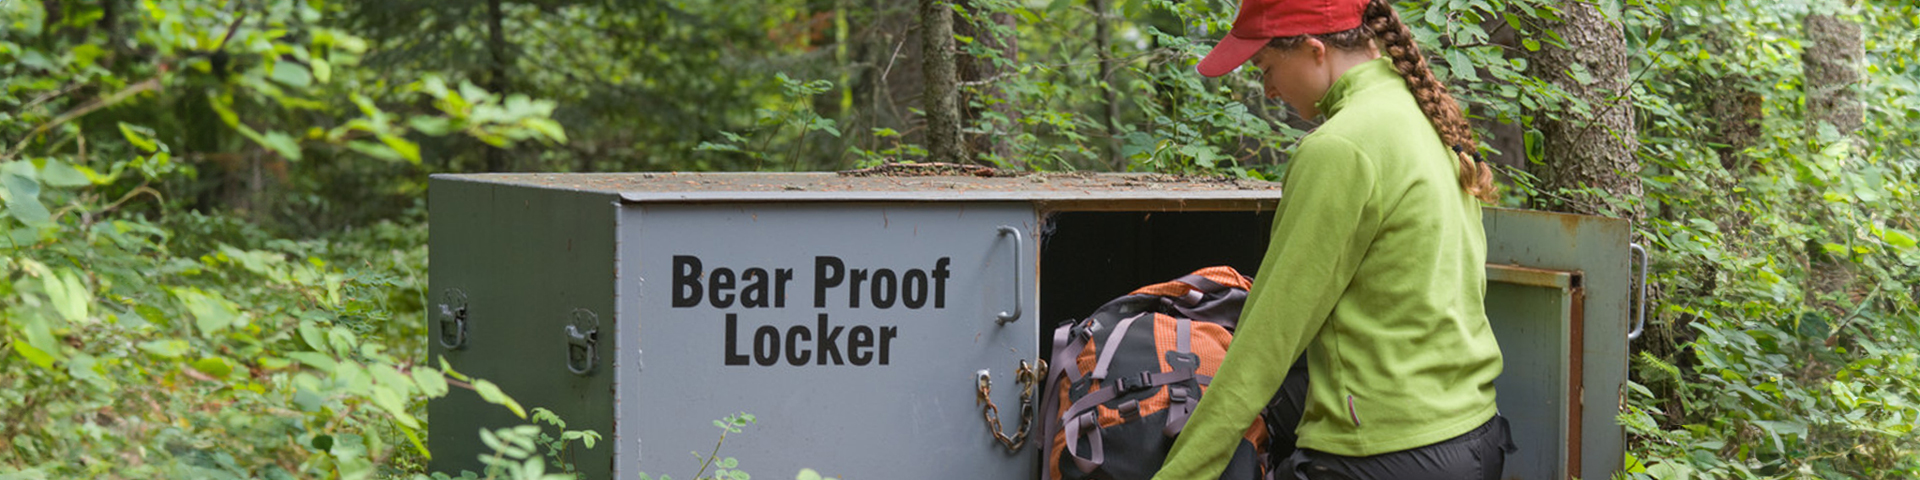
[1090,313,1148,380]
[1165,317,1196,437]
[1061,369,1201,419]
[1038,321,1086,459]
[1174,273,1227,295]
[1063,411,1105,472]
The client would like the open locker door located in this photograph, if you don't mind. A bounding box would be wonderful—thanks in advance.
[1483,207,1639,480]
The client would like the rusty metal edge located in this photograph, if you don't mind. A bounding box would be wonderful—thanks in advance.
[1567,282,1587,480]
[1486,263,1575,289]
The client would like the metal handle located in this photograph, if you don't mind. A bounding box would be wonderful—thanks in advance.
[566,309,600,375]
[996,225,1024,325]
[437,289,470,350]
[1627,243,1650,341]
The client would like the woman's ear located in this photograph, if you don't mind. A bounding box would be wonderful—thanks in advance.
[1305,38,1330,66]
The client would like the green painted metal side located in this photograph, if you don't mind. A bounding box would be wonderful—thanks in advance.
[427,179,620,478]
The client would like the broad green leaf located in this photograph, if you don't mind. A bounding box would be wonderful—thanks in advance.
[38,160,90,187]
[191,356,235,379]
[175,289,241,337]
[138,339,190,358]
[523,118,568,143]
[371,386,419,428]
[260,131,304,160]
[44,269,88,322]
[1,161,50,225]
[12,339,58,369]
[472,378,527,419]
[270,61,314,88]
[408,116,456,136]
[1444,49,1475,81]
[346,141,405,162]
[288,352,339,373]
[377,134,421,164]
[1645,462,1693,480]
[370,364,414,396]
[298,323,328,352]
[412,367,450,397]
[67,353,107,387]
[311,58,332,83]
[1883,229,1916,250]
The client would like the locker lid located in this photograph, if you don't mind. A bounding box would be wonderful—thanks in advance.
[434,172,1284,211]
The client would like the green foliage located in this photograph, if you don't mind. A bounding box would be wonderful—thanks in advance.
[0,0,586,478]
[635,412,834,480]
[1594,1,1920,478]
[5,0,1920,478]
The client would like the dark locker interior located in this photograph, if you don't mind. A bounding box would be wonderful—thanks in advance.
[1037,210,1277,332]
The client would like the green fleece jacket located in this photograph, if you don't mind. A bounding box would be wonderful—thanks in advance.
[1153,57,1503,479]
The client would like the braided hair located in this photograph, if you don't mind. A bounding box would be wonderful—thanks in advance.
[1267,0,1497,203]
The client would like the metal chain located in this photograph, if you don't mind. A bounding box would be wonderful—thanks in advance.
[977,359,1046,452]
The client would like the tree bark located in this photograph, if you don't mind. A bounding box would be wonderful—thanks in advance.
[920,0,966,163]
[485,0,510,172]
[1802,0,1865,315]
[1804,2,1863,141]
[953,1,1016,165]
[1522,0,1641,221]
[1092,0,1122,169]
[847,0,914,152]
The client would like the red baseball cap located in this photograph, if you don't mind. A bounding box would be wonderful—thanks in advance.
[1196,0,1368,77]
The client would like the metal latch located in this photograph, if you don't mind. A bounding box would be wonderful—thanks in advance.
[566,309,600,375]
[437,289,470,350]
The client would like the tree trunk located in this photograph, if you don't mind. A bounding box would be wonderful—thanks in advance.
[953,1,1015,165]
[847,0,917,156]
[485,0,510,172]
[1804,2,1863,141]
[1092,0,1122,169]
[1522,0,1641,221]
[1802,0,1865,316]
[920,0,966,163]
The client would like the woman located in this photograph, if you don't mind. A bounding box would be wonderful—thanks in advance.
[1152,0,1514,479]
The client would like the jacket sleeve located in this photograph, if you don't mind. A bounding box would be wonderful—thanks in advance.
[1152,134,1376,480]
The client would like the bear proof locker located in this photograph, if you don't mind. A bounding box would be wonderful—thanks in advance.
[427,172,1645,480]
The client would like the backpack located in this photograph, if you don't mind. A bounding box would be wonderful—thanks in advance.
[1039,266,1275,480]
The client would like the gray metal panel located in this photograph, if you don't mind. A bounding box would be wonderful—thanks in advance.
[1484,208,1632,480]
[427,179,618,478]
[616,203,1040,480]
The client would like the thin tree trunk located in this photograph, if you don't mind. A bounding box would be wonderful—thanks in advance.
[1522,0,1641,221]
[1093,0,1122,170]
[1804,2,1863,141]
[1802,0,1865,315]
[485,0,510,172]
[921,0,966,163]
[953,1,1016,165]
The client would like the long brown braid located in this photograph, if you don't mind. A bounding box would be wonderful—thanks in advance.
[1362,0,1495,202]
[1269,0,1497,202]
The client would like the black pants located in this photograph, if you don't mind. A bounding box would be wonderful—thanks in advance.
[1265,359,1517,480]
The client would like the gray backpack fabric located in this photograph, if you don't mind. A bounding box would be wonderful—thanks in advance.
[1038,266,1297,480]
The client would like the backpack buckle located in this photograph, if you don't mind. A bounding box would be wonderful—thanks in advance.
[1115,372,1154,393]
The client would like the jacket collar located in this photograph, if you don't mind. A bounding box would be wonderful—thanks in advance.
[1315,56,1399,118]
